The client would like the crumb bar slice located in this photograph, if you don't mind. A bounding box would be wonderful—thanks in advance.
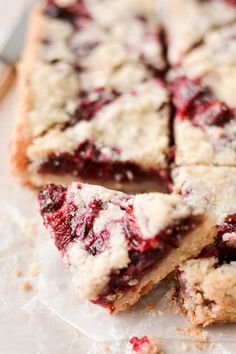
[173,166,236,325]
[11,0,170,192]
[156,0,236,65]
[38,182,215,314]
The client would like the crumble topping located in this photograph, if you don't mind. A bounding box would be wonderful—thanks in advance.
[171,76,236,166]
[67,183,199,299]
[27,81,170,169]
[169,23,236,106]
[39,16,75,62]
[156,0,236,64]
[133,193,197,239]
[29,62,80,135]
[129,335,161,354]
[179,258,236,316]
[85,0,156,27]
[39,182,207,301]
[174,166,236,324]
[172,166,236,223]
[175,119,236,166]
[22,0,168,185]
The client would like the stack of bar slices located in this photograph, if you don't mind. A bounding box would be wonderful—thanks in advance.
[11,0,236,326]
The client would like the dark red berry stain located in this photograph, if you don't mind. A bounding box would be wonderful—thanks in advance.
[65,88,120,128]
[39,183,202,312]
[130,336,150,352]
[172,76,235,128]
[200,213,236,265]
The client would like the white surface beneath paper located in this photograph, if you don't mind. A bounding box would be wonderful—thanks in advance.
[0,87,236,353]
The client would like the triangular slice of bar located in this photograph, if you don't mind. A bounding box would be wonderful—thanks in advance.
[38,183,216,313]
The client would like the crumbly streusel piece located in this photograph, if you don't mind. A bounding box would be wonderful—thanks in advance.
[172,166,236,223]
[129,336,161,354]
[156,0,236,65]
[173,166,236,325]
[11,0,168,192]
[178,258,236,326]
[169,24,236,166]
[38,182,215,314]
[171,76,236,166]
[169,23,236,107]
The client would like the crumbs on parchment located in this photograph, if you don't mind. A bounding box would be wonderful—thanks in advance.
[12,266,22,277]
[23,219,38,237]
[20,280,32,291]
[176,325,208,340]
[28,263,39,277]
[194,341,214,351]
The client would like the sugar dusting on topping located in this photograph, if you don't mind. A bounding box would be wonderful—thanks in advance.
[173,166,236,224]
[27,81,170,169]
[133,193,196,239]
[156,0,236,65]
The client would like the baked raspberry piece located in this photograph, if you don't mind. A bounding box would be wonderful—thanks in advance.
[173,166,236,325]
[11,0,168,191]
[38,182,215,313]
[156,0,236,65]
[129,336,161,354]
[171,76,236,166]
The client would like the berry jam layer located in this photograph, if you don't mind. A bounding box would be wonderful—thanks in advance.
[172,76,235,129]
[199,213,236,265]
[39,183,206,313]
[38,141,171,191]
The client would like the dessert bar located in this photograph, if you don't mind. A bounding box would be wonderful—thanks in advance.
[173,166,236,325]
[38,182,215,313]
[11,0,170,192]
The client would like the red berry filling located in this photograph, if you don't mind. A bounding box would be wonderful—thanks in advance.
[172,76,235,128]
[38,140,171,190]
[65,88,120,128]
[130,336,150,352]
[199,213,236,264]
[39,183,202,312]
[177,214,236,309]
[45,0,92,28]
